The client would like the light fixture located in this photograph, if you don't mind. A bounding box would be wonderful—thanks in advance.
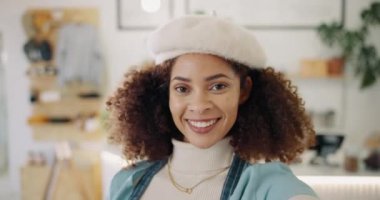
[141,0,161,13]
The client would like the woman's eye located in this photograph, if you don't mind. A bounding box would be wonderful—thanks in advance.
[175,86,188,93]
[210,83,227,91]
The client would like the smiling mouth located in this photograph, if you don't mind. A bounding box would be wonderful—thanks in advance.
[186,118,220,134]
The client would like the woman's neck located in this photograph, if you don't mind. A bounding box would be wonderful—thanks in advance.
[170,137,234,173]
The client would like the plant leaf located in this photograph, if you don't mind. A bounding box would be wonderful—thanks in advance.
[361,67,377,89]
[316,22,343,47]
[376,59,380,75]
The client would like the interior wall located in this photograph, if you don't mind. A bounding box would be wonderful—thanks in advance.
[0,0,379,193]
[343,0,380,145]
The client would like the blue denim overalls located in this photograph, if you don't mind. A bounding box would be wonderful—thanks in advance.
[128,156,248,200]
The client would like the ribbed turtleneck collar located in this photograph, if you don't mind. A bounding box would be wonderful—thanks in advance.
[170,137,234,173]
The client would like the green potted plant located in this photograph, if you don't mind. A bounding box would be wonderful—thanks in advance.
[316,2,380,89]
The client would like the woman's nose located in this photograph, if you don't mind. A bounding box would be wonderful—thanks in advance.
[188,93,213,114]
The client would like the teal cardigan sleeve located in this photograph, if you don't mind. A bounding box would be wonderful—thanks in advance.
[230,162,318,200]
[110,161,153,200]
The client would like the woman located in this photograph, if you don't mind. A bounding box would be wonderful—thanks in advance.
[107,15,318,200]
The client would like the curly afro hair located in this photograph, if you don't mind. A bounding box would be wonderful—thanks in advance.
[106,58,315,163]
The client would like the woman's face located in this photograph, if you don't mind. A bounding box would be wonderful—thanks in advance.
[169,53,246,148]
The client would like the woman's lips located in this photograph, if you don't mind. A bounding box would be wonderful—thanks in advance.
[186,118,220,134]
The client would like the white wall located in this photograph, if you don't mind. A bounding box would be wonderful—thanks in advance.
[0,0,379,194]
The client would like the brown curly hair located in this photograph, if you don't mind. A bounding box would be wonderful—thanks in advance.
[106,58,315,163]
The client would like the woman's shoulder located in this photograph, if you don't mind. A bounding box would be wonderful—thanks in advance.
[245,161,293,176]
[239,161,298,186]
[110,161,154,200]
[113,161,153,177]
[234,161,318,199]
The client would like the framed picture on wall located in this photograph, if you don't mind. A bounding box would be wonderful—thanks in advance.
[185,0,345,29]
[117,0,173,30]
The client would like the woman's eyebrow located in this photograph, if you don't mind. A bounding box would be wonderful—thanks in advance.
[205,73,231,81]
[171,76,190,82]
[171,73,231,82]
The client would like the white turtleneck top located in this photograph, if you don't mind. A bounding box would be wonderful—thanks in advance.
[141,137,234,200]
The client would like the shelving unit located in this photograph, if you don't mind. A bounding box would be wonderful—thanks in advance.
[28,75,105,141]
[21,8,105,200]
[24,8,105,141]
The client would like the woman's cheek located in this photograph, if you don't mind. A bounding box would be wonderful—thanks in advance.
[169,98,185,115]
[223,95,239,109]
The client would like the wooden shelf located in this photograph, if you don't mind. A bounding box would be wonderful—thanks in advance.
[31,123,105,141]
[28,74,105,141]
[30,76,59,91]
[32,98,103,117]
[30,76,101,93]
[286,73,344,81]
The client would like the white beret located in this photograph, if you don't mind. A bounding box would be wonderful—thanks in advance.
[147,15,266,68]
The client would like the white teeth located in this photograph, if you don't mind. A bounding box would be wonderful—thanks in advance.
[188,119,217,128]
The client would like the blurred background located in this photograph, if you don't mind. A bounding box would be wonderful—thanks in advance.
[0,0,379,199]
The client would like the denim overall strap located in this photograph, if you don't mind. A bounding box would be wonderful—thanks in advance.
[220,155,248,200]
[129,159,168,200]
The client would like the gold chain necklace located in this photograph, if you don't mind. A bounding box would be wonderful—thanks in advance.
[167,157,230,194]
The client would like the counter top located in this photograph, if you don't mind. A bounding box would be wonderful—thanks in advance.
[290,163,380,177]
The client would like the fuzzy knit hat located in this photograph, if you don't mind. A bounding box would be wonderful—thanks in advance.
[147,15,266,68]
